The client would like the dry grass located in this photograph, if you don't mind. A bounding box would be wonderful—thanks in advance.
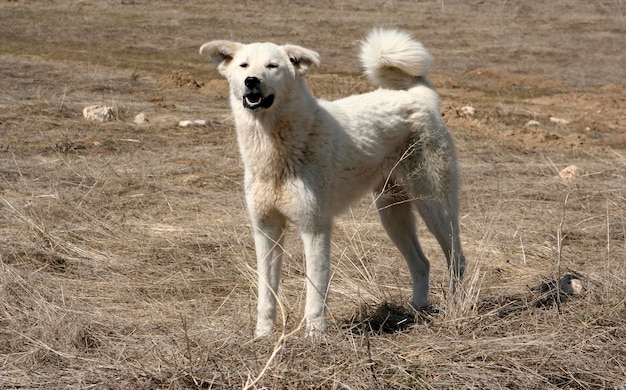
[1,1,625,388]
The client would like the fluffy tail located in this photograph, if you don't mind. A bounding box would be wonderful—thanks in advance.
[360,29,434,90]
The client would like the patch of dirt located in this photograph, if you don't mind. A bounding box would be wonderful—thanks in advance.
[158,69,202,89]
[463,68,566,96]
[199,78,229,96]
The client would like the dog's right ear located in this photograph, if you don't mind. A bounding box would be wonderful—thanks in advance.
[199,40,243,76]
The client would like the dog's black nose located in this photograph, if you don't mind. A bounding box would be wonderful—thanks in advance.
[245,76,260,89]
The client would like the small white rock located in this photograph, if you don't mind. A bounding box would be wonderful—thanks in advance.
[525,120,540,127]
[83,105,114,122]
[559,165,582,179]
[179,119,207,127]
[134,112,148,125]
[461,106,476,116]
[549,116,570,125]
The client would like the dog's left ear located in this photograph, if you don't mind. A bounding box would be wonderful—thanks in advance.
[199,40,243,76]
[283,45,321,76]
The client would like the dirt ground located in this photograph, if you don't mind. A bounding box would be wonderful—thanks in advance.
[1,1,625,388]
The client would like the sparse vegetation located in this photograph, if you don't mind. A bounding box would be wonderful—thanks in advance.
[1,1,624,388]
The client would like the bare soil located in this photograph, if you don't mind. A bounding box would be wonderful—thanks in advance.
[1,1,625,388]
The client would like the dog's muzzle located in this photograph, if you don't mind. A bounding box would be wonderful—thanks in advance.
[243,76,275,111]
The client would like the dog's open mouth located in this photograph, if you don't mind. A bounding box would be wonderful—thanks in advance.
[243,93,274,110]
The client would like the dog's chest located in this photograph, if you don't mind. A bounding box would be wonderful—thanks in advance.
[238,115,327,221]
[245,143,319,221]
[246,170,311,222]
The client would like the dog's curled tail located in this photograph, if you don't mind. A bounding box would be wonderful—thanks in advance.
[360,29,434,90]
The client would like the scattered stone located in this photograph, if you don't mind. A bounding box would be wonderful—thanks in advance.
[460,105,476,116]
[560,275,583,295]
[134,112,148,125]
[559,165,582,179]
[178,119,207,127]
[83,105,114,122]
[525,120,540,127]
[549,116,570,125]
[534,273,585,308]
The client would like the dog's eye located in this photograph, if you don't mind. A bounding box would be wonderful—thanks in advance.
[239,63,248,68]
[267,63,279,69]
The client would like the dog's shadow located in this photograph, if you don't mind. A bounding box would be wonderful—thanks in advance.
[341,302,433,335]
[341,273,585,335]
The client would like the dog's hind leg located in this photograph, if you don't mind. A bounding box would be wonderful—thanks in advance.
[415,193,466,294]
[374,184,431,309]
[252,213,287,338]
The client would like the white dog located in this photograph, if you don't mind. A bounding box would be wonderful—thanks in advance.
[200,29,466,337]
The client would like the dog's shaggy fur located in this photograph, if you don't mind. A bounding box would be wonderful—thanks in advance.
[200,28,466,337]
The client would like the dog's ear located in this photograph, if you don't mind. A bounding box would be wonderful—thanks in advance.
[283,45,321,76]
[199,40,243,76]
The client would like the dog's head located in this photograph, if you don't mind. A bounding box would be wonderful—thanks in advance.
[200,40,320,112]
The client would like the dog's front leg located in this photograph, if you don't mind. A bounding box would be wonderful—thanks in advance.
[300,226,331,337]
[252,213,286,338]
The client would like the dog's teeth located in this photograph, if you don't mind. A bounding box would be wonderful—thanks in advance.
[245,96,260,106]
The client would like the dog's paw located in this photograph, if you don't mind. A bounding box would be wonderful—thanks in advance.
[304,318,327,338]
[254,323,274,339]
[409,302,439,324]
